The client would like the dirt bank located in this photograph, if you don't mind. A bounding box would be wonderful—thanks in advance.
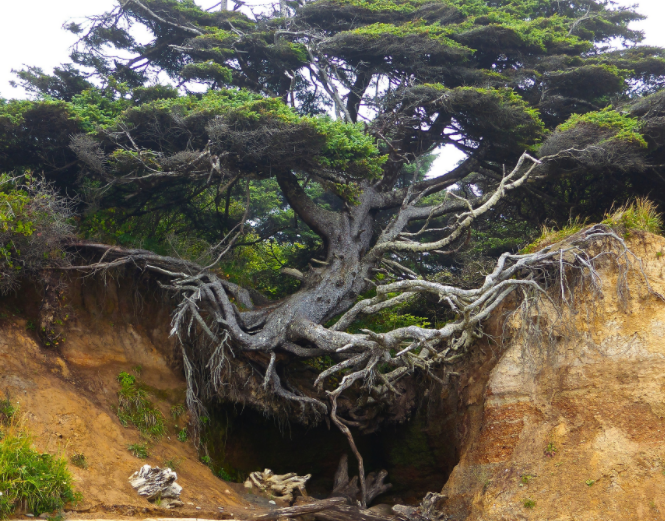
[0,272,255,519]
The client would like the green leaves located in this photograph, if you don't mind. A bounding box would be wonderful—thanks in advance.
[0,425,79,518]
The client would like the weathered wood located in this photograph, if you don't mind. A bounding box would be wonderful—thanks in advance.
[313,504,394,521]
[244,469,311,502]
[251,498,346,520]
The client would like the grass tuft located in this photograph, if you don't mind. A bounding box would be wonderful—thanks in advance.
[0,417,80,518]
[128,443,149,459]
[521,217,586,254]
[162,457,182,471]
[603,197,663,235]
[522,497,536,509]
[116,372,165,438]
[0,392,15,427]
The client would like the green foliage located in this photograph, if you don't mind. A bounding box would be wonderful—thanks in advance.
[177,428,188,442]
[585,479,595,486]
[545,442,557,457]
[116,372,165,438]
[170,404,186,420]
[127,443,149,459]
[217,467,235,482]
[602,197,663,235]
[557,107,648,148]
[0,393,15,426]
[520,217,587,254]
[522,497,536,509]
[162,457,182,471]
[69,453,88,469]
[346,296,430,335]
[0,422,80,518]
[180,61,233,85]
[521,474,535,484]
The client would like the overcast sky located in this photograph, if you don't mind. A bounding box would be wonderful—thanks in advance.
[0,0,662,173]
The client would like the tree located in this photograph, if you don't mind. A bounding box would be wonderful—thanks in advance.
[4,0,665,510]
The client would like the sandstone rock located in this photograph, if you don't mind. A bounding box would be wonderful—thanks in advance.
[129,465,183,508]
[435,234,665,520]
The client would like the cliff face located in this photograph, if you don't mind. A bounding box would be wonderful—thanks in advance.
[438,232,665,520]
[0,272,250,517]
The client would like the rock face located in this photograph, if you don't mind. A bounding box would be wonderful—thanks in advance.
[436,233,665,520]
[129,465,183,508]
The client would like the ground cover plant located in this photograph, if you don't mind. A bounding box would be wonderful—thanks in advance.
[116,372,165,438]
[0,418,79,518]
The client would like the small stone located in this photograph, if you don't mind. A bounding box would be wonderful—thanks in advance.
[38,514,49,519]
[268,500,276,505]
[224,489,232,494]
[196,507,201,510]
[25,515,34,518]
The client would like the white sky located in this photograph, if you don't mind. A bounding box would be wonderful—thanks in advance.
[0,0,663,172]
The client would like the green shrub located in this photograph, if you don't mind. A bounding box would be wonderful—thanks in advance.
[128,443,149,459]
[0,420,80,518]
[116,372,165,438]
[177,428,188,442]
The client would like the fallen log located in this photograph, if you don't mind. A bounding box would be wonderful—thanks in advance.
[251,498,345,520]
[250,497,394,521]
[313,504,395,521]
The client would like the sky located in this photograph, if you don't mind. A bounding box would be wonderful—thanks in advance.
[0,0,663,172]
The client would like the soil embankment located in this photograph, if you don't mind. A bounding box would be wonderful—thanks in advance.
[0,272,254,519]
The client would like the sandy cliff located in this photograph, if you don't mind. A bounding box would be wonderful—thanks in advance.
[438,233,665,520]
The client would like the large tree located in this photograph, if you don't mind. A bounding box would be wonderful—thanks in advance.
[4,0,665,510]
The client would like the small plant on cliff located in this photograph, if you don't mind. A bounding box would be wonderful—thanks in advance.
[585,479,596,486]
[70,453,88,469]
[170,404,185,420]
[0,393,15,426]
[521,217,586,254]
[128,443,149,459]
[162,457,182,471]
[0,417,80,518]
[521,474,535,484]
[116,372,165,438]
[545,442,557,457]
[177,428,188,442]
[603,197,663,235]
[522,498,536,509]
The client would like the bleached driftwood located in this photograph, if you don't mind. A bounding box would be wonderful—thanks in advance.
[129,465,183,508]
[244,468,311,502]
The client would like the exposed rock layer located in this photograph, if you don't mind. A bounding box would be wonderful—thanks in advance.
[437,232,665,520]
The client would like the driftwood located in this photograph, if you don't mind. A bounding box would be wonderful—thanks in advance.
[392,493,447,521]
[245,469,311,502]
[251,497,346,520]
[313,504,395,521]
[330,454,391,505]
[128,465,183,508]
